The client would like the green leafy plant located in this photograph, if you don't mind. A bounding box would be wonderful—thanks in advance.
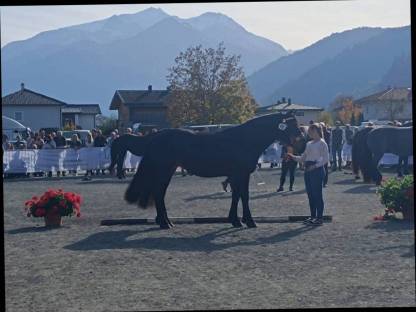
[376,175,414,220]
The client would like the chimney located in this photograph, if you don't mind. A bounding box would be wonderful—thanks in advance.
[148,85,152,91]
[288,98,291,105]
[21,82,25,91]
[282,97,286,103]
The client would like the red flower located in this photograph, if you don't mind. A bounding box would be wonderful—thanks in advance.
[59,200,66,207]
[35,208,46,217]
[76,212,81,218]
[32,196,38,201]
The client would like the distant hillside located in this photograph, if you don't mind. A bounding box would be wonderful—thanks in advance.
[247,26,387,104]
[378,52,412,89]
[1,8,287,116]
[259,26,411,108]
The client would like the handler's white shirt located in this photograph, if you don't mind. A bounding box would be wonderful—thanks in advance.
[292,138,329,168]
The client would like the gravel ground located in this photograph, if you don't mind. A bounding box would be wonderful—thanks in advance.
[4,167,415,311]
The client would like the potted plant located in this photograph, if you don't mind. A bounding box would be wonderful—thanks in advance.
[25,189,82,227]
[376,175,414,221]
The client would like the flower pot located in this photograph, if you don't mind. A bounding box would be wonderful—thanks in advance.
[44,212,62,227]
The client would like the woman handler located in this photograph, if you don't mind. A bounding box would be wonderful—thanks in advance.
[287,123,329,225]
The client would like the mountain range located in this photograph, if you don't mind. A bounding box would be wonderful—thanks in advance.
[247,25,411,108]
[1,7,287,115]
[1,7,412,115]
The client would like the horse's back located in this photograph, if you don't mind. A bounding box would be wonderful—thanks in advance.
[367,126,413,155]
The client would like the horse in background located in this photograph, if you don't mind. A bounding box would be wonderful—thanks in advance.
[108,134,156,179]
[352,125,413,185]
[125,112,305,229]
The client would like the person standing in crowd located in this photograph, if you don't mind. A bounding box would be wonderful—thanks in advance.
[69,134,82,176]
[2,134,11,151]
[39,129,46,141]
[320,122,331,187]
[82,132,95,181]
[287,123,329,226]
[34,132,44,150]
[26,132,36,149]
[277,141,298,192]
[343,124,354,169]
[14,134,27,150]
[126,128,133,135]
[331,121,344,171]
[93,129,107,175]
[106,131,117,147]
[42,134,56,177]
[54,131,67,177]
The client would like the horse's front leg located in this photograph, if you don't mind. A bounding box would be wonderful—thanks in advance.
[228,177,242,227]
[240,173,256,228]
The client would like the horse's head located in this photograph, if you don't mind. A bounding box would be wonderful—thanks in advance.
[276,111,305,148]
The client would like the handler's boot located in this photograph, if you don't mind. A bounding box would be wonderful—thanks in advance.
[276,186,284,192]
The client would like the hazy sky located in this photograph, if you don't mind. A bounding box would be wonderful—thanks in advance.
[0,0,411,50]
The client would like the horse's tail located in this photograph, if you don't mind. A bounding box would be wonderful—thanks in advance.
[352,127,374,182]
[124,155,154,209]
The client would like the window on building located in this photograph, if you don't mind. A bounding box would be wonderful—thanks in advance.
[14,111,23,121]
[295,111,304,116]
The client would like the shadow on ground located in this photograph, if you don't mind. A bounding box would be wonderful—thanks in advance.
[365,220,414,232]
[343,184,377,194]
[64,225,318,253]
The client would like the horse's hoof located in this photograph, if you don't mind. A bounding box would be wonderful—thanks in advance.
[246,221,257,228]
[160,223,172,229]
[231,220,243,228]
[242,217,257,228]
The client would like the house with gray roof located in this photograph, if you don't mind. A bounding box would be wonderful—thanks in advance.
[2,83,101,131]
[109,85,170,133]
[256,97,324,125]
[354,87,412,121]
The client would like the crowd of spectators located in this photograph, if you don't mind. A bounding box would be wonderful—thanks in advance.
[2,127,157,179]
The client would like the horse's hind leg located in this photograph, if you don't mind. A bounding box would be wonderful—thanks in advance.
[228,177,242,227]
[240,174,256,228]
[155,167,176,229]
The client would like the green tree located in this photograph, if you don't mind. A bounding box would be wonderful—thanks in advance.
[166,42,258,127]
[317,111,334,126]
[97,115,118,136]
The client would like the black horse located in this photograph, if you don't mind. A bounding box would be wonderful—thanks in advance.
[108,134,155,178]
[125,112,305,229]
[352,125,413,185]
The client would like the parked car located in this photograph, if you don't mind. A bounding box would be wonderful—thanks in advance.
[61,130,91,145]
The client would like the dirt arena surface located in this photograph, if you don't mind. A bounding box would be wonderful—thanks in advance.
[4,168,415,311]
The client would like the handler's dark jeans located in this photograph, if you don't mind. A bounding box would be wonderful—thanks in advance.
[331,145,342,169]
[304,166,325,219]
[279,160,297,188]
[323,163,329,186]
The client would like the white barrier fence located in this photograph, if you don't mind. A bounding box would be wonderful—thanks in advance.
[2,147,142,173]
[2,145,413,174]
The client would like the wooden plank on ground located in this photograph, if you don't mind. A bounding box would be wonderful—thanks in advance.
[100,216,333,226]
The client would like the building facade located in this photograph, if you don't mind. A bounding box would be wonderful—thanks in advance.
[355,87,412,121]
[109,85,170,133]
[2,83,101,131]
[256,97,324,125]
